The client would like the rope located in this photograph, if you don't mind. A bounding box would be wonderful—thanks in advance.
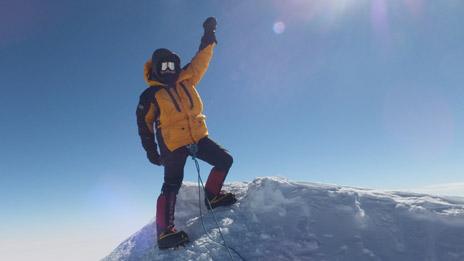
[187,144,246,261]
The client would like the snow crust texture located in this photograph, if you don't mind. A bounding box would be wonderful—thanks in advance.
[103,177,464,261]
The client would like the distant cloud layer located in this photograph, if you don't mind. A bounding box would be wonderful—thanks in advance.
[411,183,464,197]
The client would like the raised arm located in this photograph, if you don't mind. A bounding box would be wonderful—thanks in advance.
[180,17,218,87]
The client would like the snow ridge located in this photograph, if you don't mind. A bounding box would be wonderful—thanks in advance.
[103,177,464,261]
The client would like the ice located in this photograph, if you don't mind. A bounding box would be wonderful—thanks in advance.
[103,177,464,261]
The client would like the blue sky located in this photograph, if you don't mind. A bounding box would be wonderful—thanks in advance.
[1,0,464,260]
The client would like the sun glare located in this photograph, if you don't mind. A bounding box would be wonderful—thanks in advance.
[272,0,423,27]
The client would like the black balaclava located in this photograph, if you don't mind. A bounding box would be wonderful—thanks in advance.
[151,48,181,86]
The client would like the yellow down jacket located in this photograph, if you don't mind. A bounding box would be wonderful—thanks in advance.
[140,44,215,152]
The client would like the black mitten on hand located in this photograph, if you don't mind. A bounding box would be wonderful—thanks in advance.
[203,17,217,33]
[147,151,163,166]
[200,17,217,50]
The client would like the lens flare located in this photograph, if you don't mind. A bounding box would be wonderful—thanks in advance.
[273,21,286,34]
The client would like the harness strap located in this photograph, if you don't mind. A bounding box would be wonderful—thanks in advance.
[164,86,182,112]
[180,82,194,110]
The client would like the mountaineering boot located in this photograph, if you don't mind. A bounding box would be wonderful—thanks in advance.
[156,183,182,249]
[205,191,237,210]
[204,167,236,209]
[157,227,189,249]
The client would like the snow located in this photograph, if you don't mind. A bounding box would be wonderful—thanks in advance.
[102,177,464,261]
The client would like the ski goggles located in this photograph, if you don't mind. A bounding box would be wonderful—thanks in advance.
[160,61,176,71]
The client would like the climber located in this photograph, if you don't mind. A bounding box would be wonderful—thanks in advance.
[136,17,236,249]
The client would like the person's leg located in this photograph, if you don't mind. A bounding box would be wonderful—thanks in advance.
[196,137,233,198]
[156,146,188,238]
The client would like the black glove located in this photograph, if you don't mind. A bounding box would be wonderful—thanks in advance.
[147,151,163,166]
[200,17,217,50]
[203,17,217,33]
